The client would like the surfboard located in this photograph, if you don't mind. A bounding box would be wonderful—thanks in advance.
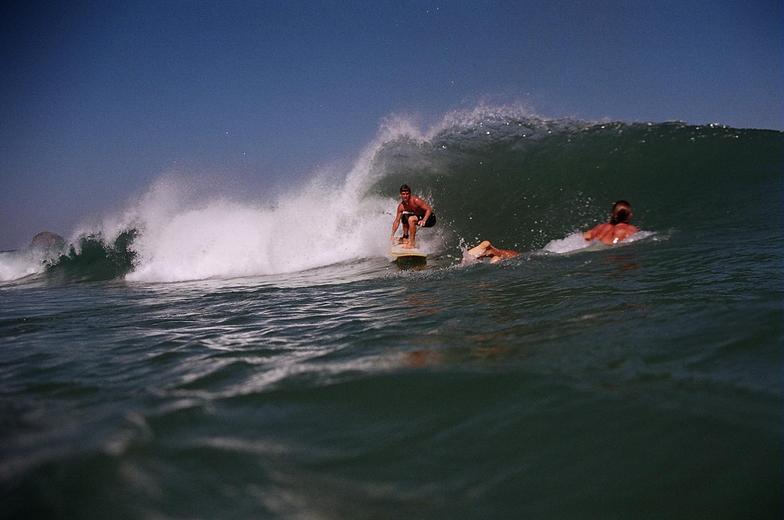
[389,244,427,259]
[389,244,427,268]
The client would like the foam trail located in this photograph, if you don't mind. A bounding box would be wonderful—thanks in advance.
[543,231,655,254]
[542,232,593,254]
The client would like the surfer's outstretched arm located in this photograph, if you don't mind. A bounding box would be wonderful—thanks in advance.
[467,240,519,263]
[391,204,403,243]
[468,240,492,257]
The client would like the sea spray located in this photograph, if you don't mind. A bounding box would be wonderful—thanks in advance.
[114,117,447,282]
[0,250,48,282]
[0,234,66,282]
[124,185,391,282]
[117,118,423,282]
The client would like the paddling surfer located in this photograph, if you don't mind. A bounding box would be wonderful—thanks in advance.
[391,184,436,249]
[466,240,519,263]
[583,200,639,245]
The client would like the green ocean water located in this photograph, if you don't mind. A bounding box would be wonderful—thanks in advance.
[1,116,782,518]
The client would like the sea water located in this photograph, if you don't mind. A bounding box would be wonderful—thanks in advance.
[2,108,782,518]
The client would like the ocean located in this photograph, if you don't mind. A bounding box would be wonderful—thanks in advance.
[2,109,782,518]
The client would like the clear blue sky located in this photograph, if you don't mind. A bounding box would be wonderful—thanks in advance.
[1,0,782,249]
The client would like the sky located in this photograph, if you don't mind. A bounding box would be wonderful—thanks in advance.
[1,0,782,249]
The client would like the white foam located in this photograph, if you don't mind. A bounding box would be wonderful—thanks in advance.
[111,176,392,282]
[0,250,47,282]
[88,118,440,283]
[543,230,654,254]
[542,232,593,254]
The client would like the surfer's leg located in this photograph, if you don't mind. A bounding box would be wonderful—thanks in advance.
[401,219,410,243]
[405,215,418,248]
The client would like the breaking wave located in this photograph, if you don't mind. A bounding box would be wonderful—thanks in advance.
[2,105,781,283]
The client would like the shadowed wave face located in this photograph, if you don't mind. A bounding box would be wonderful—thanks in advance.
[368,117,782,251]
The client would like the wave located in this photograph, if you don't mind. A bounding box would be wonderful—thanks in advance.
[2,105,781,283]
[367,109,782,252]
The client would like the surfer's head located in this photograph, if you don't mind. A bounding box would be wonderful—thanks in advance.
[400,184,411,201]
[610,200,633,225]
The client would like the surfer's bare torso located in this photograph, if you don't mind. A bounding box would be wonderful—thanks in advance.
[397,196,429,217]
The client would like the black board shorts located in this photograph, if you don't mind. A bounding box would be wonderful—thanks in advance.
[402,212,436,228]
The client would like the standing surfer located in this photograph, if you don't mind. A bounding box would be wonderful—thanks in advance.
[391,184,436,249]
[583,200,639,245]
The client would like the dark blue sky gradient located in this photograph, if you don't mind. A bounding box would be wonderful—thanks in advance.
[1,0,782,248]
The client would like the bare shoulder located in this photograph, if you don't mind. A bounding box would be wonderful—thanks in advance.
[615,223,639,237]
[585,223,609,238]
[413,196,431,208]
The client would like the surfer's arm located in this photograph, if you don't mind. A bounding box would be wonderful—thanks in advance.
[584,223,611,241]
[415,197,433,226]
[391,205,403,239]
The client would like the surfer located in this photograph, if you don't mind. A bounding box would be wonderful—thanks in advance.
[466,240,519,263]
[391,184,436,249]
[583,200,639,245]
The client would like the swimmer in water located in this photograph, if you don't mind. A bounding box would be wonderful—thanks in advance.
[583,200,639,245]
[466,240,519,263]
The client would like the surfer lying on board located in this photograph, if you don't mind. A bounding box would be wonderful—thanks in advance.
[583,200,639,245]
[466,240,519,263]
[391,184,436,249]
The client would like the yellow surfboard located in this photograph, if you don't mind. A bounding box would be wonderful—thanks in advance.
[389,244,427,259]
[389,244,427,268]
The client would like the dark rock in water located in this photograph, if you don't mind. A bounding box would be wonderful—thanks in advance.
[31,231,65,250]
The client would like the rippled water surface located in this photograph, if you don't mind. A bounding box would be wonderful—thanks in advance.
[3,225,782,519]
